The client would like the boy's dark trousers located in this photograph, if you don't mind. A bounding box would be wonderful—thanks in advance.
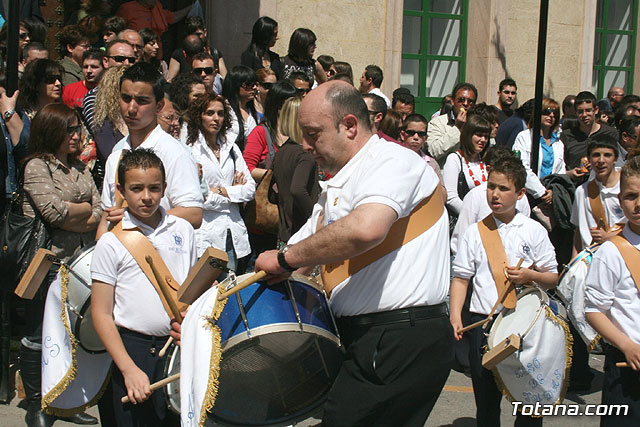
[601,343,640,426]
[110,328,179,427]
[468,313,542,427]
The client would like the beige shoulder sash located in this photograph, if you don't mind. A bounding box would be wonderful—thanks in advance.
[588,180,609,231]
[477,214,517,309]
[320,185,445,295]
[111,222,188,317]
[609,233,640,293]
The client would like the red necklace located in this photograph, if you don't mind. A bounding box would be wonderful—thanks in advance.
[459,150,486,186]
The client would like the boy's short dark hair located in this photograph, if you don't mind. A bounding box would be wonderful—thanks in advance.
[488,156,526,191]
[499,78,517,91]
[575,91,597,107]
[403,113,427,128]
[619,116,640,139]
[362,93,387,117]
[364,65,383,88]
[288,71,311,85]
[621,155,640,190]
[483,145,515,167]
[103,16,126,35]
[83,48,104,64]
[392,89,415,108]
[587,139,619,159]
[120,62,165,103]
[118,148,165,187]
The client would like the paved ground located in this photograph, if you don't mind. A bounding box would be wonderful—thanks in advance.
[0,354,606,426]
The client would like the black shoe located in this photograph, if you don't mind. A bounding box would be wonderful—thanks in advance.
[25,402,54,427]
[59,411,99,425]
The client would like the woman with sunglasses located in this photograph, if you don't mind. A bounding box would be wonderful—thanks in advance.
[20,103,101,427]
[185,93,255,273]
[513,98,569,207]
[241,16,283,80]
[222,65,260,151]
[255,68,276,120]
[443,115,491,219]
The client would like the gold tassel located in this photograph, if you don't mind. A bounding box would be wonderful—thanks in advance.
[588,334,602,353]
[198,286,228,427]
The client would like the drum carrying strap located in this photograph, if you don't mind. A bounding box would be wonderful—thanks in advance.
[320,185,445,295]
[477,214,517,309]
[588,180,609,231]
[111,222,188,317]
[610,234,640,294]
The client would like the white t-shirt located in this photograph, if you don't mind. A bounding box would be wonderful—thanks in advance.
[585,224,640,344]
[451,182,531,256]
[368,87,391,109]
[442,151,487,214]
[189,133,255,258]
[453,213,558,315]
[101,125,204,211]
[288,134,450,317]
[570,175,626,249]
[91,208,197,336]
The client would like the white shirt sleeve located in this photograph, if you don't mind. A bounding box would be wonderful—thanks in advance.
[91,233,120,286]
[584,247,617,313]
[223,144,256,203]
[442,152,464,214]
[452,225,479,280]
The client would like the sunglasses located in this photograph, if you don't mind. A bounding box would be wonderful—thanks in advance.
[241,82,258,90]
[45,74,62,84]
[19,32,29,40]
[193,67,215,75]
[405,130,427,137]
[456,96,476,105]
[109,55,137,64]
[296,87,311,95]
[542,108,559,116]
[67,125,82,135]
[260,82,274,90]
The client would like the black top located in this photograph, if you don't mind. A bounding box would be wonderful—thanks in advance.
[496,107,514,125]
[272,139,319,242]
[240,48,284,80]
[560,124,618,169]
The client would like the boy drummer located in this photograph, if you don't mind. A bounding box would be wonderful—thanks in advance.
[91,149,196,426]
[571,139,626,257]
[585,155,640,425]
[450,156,558,426]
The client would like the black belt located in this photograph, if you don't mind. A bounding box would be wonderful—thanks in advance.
[119,327,169,340]
[338,303,448,328]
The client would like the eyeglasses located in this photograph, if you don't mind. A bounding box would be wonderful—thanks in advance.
[45,74,62,84]
[542,108,559,116]
[159,114,179,123]
[296,87,311,95]
[109,55,137,64]
[19,32,29,40]
[405,130,427,137]
[66,125,82,135]
[456,96,476,105]
[260,82,274,90]
[241,82,258,90]
[193,67,215,76]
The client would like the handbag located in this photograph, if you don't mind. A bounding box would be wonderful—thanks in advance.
[0,163,51,291]
[243,124,280,235]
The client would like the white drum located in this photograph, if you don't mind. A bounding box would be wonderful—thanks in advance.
[487,287,571,407]
[556,243,601,350]
[164,344,180,414]
[65,243,105,353]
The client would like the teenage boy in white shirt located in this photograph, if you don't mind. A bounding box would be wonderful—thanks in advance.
[450,156,558,427]
[92,148,197,426]
[585,155,640,425]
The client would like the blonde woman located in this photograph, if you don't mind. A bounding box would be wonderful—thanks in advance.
[271,96,319,244]
[92,65,129,166]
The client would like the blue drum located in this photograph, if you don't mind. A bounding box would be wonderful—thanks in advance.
[210,273,344,426]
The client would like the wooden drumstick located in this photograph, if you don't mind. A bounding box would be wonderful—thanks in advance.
[158,336,173,358]
[616,362,636,368]
[121,373,180,404]
[456,258,524,335]
[145,256,183,324]
[217,271,268,301]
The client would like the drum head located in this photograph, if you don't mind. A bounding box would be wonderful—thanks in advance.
[164,345,180,415]
[489,288,543,347]
[75,299,106,353]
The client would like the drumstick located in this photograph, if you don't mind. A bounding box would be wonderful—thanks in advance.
[145,256,183,324]
[158,336,173,358]
[481,258,525,330]
[457,318,491,334]
[121,373,180,404]
[217,271,268,301]
[616,362,635,368]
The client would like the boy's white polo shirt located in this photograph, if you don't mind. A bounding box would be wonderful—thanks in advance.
[91,208,197,336]
[453,213,558,315]
[288,134,450,317]
[101,125,204,211]
[571,174,626,248]
[585,224,640,344]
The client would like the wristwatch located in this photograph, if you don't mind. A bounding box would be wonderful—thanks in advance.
[3,109,15,121]
[277,245,296,273]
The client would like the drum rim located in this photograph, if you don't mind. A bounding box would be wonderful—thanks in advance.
[66,241,97,269]
[558,242,602,282]
[488,287,547,348]
[221,323,343,352]
[73,296,107,354]
[163,344,180,415]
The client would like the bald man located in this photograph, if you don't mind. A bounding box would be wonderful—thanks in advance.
[255,81,453,426]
